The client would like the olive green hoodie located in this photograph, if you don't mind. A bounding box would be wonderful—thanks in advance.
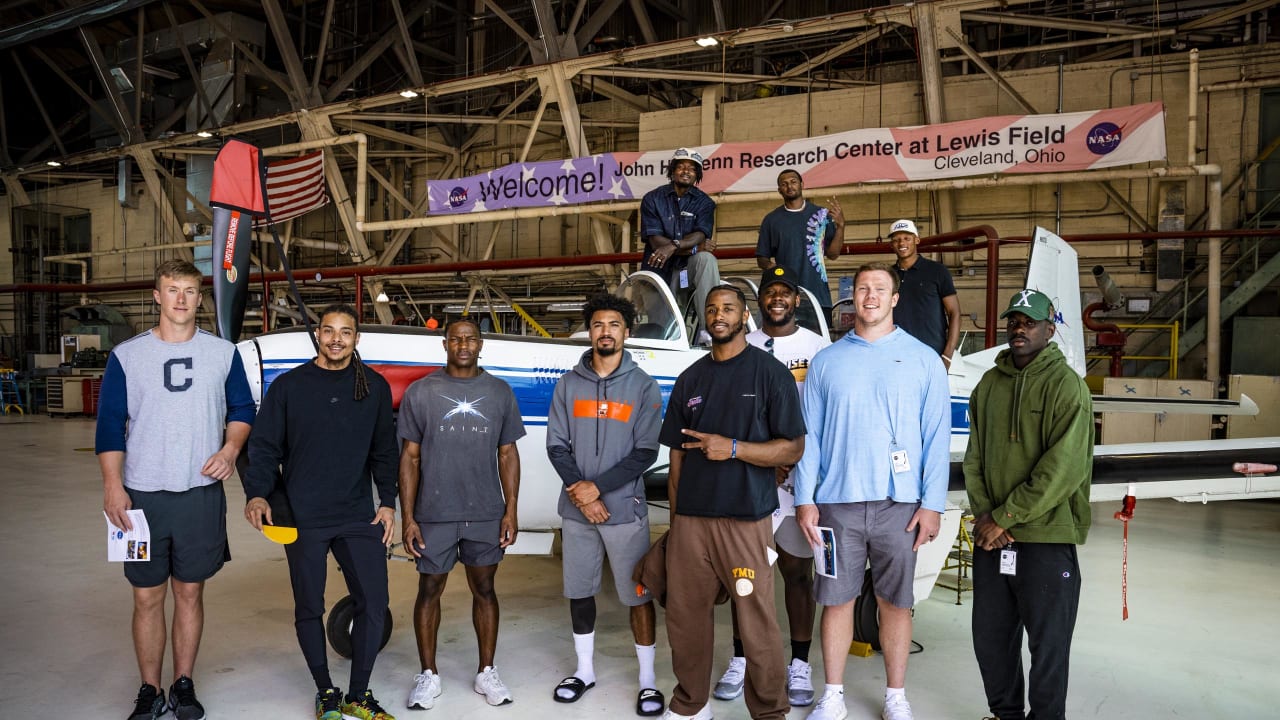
[963,342,1093,544]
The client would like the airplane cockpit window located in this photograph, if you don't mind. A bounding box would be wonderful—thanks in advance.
[617,272,684,343]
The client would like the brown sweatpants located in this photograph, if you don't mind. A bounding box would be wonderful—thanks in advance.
[665,514,787,719]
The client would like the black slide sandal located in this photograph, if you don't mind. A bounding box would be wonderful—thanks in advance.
[553,676,595,703]
[636,687,665,716]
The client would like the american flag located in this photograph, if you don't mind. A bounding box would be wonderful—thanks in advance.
[254,150,329,227]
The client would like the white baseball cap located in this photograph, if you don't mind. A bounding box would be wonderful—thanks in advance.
[888,219,919,237]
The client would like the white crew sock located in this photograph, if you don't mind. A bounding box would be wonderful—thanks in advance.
[635,643,657,689]
[573,631,596,685]
[823,684,845,698]
[886,687,906,701]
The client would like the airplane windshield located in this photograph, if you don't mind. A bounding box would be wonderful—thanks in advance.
[617,273,683,343]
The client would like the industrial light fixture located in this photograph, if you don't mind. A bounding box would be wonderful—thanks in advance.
[695,36,718,48]
[196,130,213,138]
[375,291,390,302]
[547,302,585,312]
[399,89,420,98]
[46,160,61,167]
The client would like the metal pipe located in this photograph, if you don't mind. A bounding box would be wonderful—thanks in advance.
[1188,49,1199,165]
[355,274,363,322]
[1207,175,1222,389]
[1200,77,1280,92]
[44,240,203,262]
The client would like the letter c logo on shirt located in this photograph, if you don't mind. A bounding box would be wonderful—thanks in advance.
[164,358,194,392]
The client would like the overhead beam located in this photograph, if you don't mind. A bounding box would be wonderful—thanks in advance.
[960,11,1147,36]
[573,0,625,50]
[190,0,297,102]
[29,47,126,137]
[389,0,424,86]
[477,0,538,47]
[628,0,659,44]
[309,0,336,98]
[323,0,432,101]
[779,27,885,79]
[12,52,67,157]
[77,27,137,143]
[1179,0,1278,32]
[260,0,317,106]
[161,2,215,130]
[913,3,956,233]
[336,119,456,155]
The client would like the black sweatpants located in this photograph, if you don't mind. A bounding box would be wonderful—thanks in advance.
[285,520,389,694]
[971,542,1081,720]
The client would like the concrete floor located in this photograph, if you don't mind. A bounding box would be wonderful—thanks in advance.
[3,413,1278,718]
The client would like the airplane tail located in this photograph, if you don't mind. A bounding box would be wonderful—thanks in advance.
[948,227,1085,387]
[1026,227,1085,376]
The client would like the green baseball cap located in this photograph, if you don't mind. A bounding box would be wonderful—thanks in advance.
[999,289,1054,321]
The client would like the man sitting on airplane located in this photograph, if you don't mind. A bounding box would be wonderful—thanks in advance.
[640,147,722,344]
[399,317,526,711]
[546,293,665,715]
[964,289,1093,720]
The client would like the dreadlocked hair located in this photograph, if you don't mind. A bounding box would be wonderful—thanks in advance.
[317,303,369,401]
[351,348,370,401]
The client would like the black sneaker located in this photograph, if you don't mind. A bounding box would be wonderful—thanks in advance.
[127,683,166,720]
[168,676,206,720]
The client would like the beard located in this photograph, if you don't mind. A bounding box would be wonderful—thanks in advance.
[594,344,620,357]
[762,310,795,328]
[710,319,745,344]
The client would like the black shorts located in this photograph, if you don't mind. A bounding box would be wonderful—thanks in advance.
[124,482,230,587]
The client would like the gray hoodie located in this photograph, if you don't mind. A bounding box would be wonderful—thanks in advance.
[547,348,662,524]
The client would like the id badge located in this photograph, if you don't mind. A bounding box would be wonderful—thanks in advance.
[678,268,690,289]
[891,448,911,474]
[999,547,1017,576]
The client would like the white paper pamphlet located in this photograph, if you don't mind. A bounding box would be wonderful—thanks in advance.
[814,525,837,578]
[105,509,151,562]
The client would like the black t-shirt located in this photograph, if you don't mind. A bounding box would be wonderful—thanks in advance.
[659,344,806,520]
[894,256,957,355]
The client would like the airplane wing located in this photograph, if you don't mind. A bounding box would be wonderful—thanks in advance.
[1091,393,1259,416]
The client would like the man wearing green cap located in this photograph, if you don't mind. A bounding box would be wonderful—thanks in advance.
[963,288,1093,720]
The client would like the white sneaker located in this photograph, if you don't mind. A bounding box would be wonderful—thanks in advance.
[660,703,712,720]
[786,658,814,706]
[408,669,442,709]
[712,656,745,700]
[473,666,513,706]
[808,691,848,720]
[882,694,914,720]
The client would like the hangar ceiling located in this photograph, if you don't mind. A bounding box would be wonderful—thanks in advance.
[0,0,1270,177]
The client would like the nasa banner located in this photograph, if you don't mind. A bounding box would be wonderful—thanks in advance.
[428,102,1165,214]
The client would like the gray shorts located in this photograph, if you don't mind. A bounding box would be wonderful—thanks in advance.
[813,500,920,609]
[414,520,505,575]
[124,482,229,588]
[561,515,652,606]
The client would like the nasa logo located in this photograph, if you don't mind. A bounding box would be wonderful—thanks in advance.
[1086,122,1122,155]
[448,186,469,208]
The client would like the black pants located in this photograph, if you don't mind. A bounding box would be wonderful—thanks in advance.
[971,542,1081,720]
[285,520,389,694]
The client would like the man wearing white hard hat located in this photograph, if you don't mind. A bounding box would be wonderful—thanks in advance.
[640,148,721,342]
[887,219,961,369]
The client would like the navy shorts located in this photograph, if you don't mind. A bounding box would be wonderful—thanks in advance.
[124,482,230,587]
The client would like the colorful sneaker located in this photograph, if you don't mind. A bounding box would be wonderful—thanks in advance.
[473,666,513,706]
[808,690,848,720]
[315,687,343,720]
[786,658,814,706]
[168,676,206,720]
[408,670,442,710]
[342,689,396,720]
[126,683,166,720]
[882,694,914,720]
[712,657,745,701]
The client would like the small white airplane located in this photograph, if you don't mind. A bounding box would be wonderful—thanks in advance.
[235,228,1280,611]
